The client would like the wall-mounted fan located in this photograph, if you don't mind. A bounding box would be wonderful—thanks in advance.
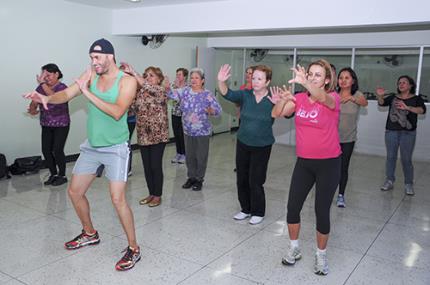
[382,55,402,67]
[250,49,268,62]
[141,35,168,49]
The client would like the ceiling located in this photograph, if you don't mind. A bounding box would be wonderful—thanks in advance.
[65,0,224,9]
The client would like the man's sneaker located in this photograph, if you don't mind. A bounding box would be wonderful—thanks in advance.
[314,251,329,275]
[380,180,394,191]
[115,246,141,271]
[177,154,186,164]
[171,154,179,164]
[249,216,264,225]
[281,245,302,265]
[405,184,415,196]
[336,194,345,208]
[64,230,100,250]
[128,170,133,177]
[233,211,251,220]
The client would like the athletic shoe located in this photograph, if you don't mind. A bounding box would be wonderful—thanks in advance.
[64,230,100,250]
[52,176,68,186]
[405,184,415,196]
[380,180,394,191]
[44,175,57,186]
[336,194,345,208]
[171,154,179,164]
[115,246,141,271]
[281,245,302,265]
[177,154,186,164]
[128,170,133,177]
[314,251,329,275]
[233,211,251,220]
[249,216,264,225]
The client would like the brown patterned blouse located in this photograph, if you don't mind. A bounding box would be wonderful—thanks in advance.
[132,83,169,146]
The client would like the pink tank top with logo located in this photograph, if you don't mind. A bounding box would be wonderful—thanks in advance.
[294,92,341,159]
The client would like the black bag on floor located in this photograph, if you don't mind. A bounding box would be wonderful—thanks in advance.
[9,156,43,175]
[0,153,11,179]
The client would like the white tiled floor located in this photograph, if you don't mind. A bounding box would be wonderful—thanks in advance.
[1,133,429,285]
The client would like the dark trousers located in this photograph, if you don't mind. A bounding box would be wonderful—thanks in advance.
[139,143,166,197]
[184,135,210,181]
[128,122,136,172]
[236,140,272,217]
[287,156,341,235]
[339,142,355,196]
[172,115,185,155]
[41,125,70,176]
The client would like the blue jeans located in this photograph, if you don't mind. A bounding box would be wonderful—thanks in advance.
[385,130,416,184]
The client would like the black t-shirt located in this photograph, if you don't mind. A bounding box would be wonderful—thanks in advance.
[380,95,427,131]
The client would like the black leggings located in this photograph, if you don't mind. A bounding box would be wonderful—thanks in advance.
[172,115,185,155]
[287,156,341,235]
[139,143,166,197]
[41,126,70,176]
[339,142,355,196]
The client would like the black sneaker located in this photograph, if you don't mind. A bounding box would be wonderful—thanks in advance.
[182,178,196,189]
[192,180,203,191]
[52,176,68,186]
[44,175,57,185]
[115,246,141,271]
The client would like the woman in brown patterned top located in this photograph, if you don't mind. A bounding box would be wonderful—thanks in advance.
[121,63,169,207]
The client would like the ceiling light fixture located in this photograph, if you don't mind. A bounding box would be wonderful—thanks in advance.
[127,0,141,3]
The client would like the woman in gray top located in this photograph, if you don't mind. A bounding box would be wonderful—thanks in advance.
[336,68,368,207]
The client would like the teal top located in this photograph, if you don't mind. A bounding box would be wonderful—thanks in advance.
[224,89,275,147]
[87,71,128,147]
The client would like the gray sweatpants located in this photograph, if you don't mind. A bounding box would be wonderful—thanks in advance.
[184,135,210,181]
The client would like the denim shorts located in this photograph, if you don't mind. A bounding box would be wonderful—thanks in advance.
[73,140,129,182]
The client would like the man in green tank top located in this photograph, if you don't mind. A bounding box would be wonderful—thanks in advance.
[24,38,141,271]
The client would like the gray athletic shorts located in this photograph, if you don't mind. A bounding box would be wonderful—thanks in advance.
[73,139,130,182]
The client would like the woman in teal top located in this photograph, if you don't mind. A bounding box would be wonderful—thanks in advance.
[218,64,275,225]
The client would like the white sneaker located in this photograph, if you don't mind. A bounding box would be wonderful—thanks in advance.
[405,184,415,195]
[314,251,329,275]
[233,212,251,220]
[281,245,302,265]
[177,154,186,164]
[249,216,264,225]
[171,154,179,164]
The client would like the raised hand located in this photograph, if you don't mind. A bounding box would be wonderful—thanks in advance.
[27,104,39,115]
[36,70,47,84]
[23,91,49,110]
[375,87,385,97]
[217,64,231,82]
[119,62,136,76]
[395,99,409,111]
[268,85,294,104]
[288,64,307,86]
[163,76,171,91]
[75,68,92,93]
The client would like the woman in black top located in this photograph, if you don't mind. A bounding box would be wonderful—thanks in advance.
[376,75,426,195]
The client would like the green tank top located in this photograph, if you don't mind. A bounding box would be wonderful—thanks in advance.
[87,71,128,147]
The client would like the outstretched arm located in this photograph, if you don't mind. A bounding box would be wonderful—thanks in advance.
[270,86,296,117]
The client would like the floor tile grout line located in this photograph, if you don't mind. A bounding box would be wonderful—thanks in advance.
[342,192,407,285]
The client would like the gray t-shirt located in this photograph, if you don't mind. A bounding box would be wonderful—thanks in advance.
[339,91,364,143]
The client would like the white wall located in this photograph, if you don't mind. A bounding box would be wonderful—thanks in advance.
[0,0,206,162]
[112,0,430,35]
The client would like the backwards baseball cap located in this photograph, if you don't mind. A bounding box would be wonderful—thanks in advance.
[89,38,115,56]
